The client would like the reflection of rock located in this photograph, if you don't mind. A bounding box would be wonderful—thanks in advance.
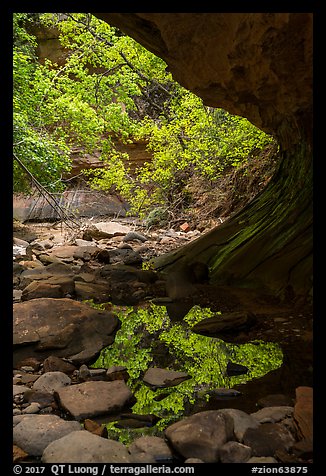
[13,298,120,366]
[143,368,191,388]
[191,311,257,340]
[226,361,249,377]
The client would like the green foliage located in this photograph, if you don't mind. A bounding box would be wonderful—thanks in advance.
[13,13,71,192]
[91,302,283,444]
[13,12,277,211]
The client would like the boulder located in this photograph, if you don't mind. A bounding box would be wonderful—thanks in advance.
[21,276,75,300]
[42,430,132,463]
[219,441,252,463]
[243,422,295,457]
[250,406,294,423]
[55,380,133,420]
[13,414,81,456]
[128,436,173,462]
[13,298,120,367]
[219,408,260,442]
[32,371,71,394]
[165,410,234,462]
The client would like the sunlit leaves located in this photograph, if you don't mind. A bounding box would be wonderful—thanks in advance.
[13,12,276,206]
[91,302,283,443]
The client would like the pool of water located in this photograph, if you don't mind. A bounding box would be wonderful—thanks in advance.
[90,302,284,444]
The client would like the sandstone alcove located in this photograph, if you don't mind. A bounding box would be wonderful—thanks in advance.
[94,13,312,307]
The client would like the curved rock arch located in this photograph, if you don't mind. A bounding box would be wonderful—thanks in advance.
[94,13,313,305]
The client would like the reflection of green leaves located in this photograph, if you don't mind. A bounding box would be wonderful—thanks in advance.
[92,302,283,443]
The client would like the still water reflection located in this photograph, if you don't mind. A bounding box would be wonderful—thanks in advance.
[91,303,283,443]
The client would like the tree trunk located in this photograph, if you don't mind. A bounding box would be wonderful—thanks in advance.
[154,136,312,305]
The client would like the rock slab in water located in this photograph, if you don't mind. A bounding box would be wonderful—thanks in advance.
[143,368,190,388]
[55,380,133,420]
[13,298,120,367]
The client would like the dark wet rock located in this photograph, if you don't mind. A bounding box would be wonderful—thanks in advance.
[143,368,190,388]
[77,365,107,381]
[219,441,252,463]
[13,414,82,456]
[106,365,130,382]
[165,410,234,462]
[107,248,143,265]
[128,436,173,463]
[243,422,295,457]
[207,388,242,398]
[74,280,110,302]
[24,390,56,409]
[93,248,111,263]
[55,380,134,420]
[226,361,249,376]
[257,393,294,408]
[42,430,132,463]
[191,311,257,339]
[114,419,152,429]
[98,264,158,284]
[43,356,77,375]
[114,413,160,429]
[13,298,120,367]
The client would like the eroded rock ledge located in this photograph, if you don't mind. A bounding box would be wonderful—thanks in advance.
[94,13,312,146]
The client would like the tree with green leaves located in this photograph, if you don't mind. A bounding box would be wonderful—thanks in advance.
[13,12,275,218]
